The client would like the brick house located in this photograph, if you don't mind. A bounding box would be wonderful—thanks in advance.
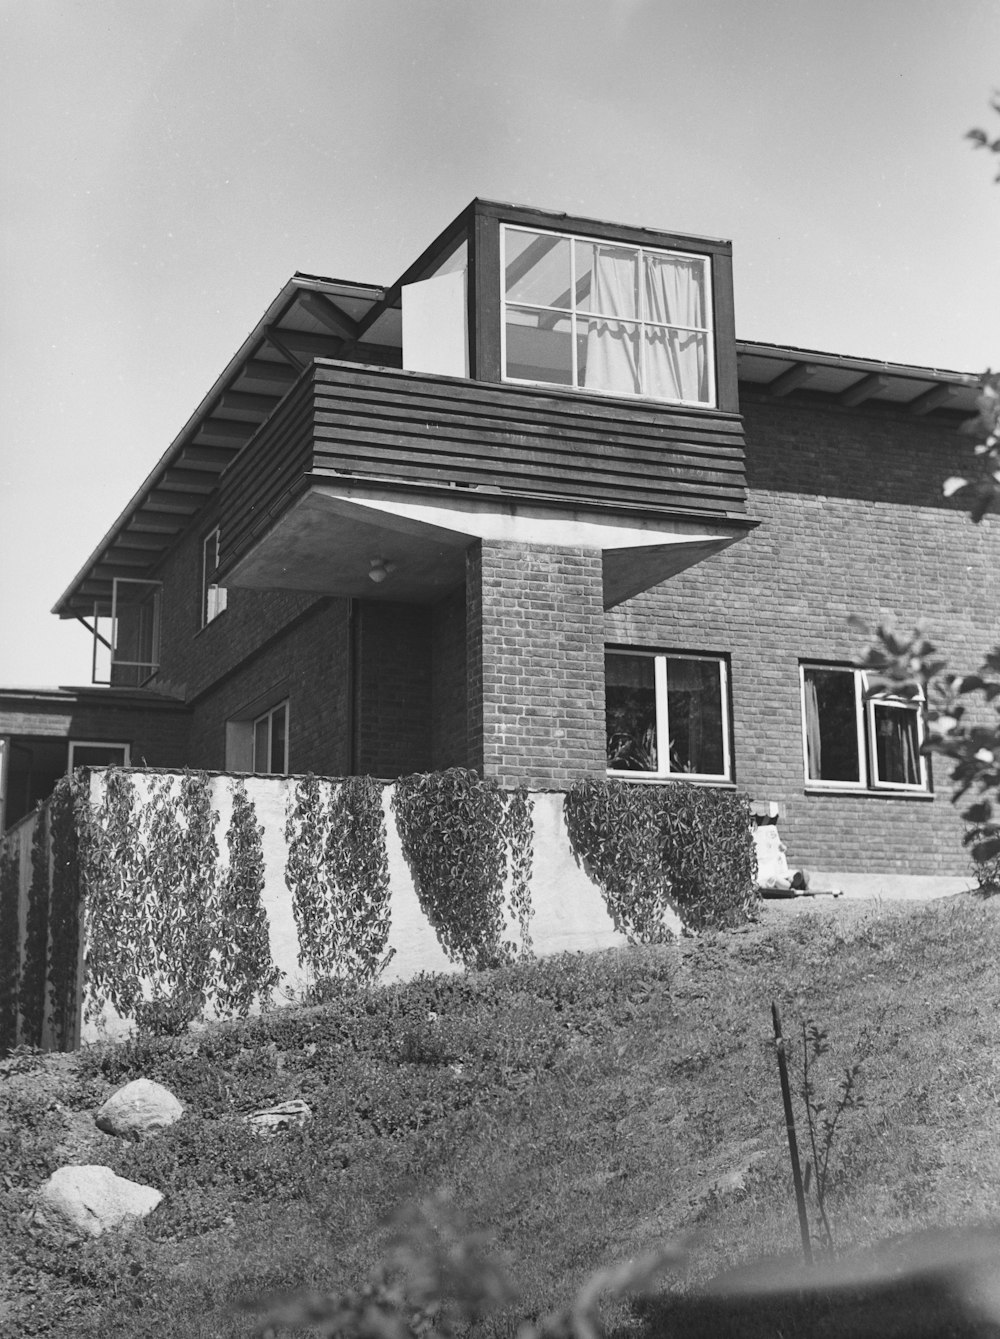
[1,200,990,886]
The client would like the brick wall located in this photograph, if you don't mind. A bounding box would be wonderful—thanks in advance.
[185,599,352,774]
[354,601,433,777]
[467,540,606,789]
[430,586,468,770]
[605,394,1000,875]
[147,518,325,702]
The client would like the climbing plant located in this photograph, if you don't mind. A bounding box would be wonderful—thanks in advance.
[564,779,757,938]
[0,841,21,1055]
[216,779,280,1016]
[391,769,534,971]
[82,767,147,1021]
[47,774,87,1050]
[284,775,393,985]
[19,807,51,1046]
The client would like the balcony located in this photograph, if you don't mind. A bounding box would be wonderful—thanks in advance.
[216,359,751,609]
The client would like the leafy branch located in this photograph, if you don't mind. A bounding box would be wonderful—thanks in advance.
[966,93,1000,182]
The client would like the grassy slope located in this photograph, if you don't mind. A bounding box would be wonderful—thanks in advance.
[3,893,1000,1337]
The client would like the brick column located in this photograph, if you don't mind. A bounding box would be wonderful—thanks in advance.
[465,539,606,789]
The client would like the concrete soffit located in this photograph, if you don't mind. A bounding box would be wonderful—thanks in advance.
[223,482,749,610]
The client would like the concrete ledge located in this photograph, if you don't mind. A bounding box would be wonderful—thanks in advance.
[810,872,976,902]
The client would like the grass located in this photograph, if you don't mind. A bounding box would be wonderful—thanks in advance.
[4,893,1000,1336]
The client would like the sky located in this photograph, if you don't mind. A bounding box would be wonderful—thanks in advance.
[2,0,998,687]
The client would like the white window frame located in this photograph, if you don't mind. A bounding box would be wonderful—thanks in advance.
[201,528,228,628]
[252,700,289,776]
[606,650,731,783]
[67,741,131,772]
[500,223,716,408]
[106,577,161,685]
[800,664,928,793]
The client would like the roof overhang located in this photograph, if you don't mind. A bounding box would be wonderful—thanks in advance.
[736,340,980,414]
[51,273,395,620]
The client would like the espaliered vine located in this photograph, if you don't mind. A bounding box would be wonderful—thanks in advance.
[284,775,392,985]
[82,768,148,1021]
[47,774,87,1050]
[564,779,758,939]
[216,779,280,1016]
[83,769,277,1030]
[0,842,21,1055]
[391,769,534,971]
[19,807,51,1046]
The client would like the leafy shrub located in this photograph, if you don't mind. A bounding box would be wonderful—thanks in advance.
[134,990,202,1038]
[0,839,21,1056]
[564,779,758,936]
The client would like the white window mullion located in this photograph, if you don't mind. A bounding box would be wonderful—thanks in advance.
[654,655,670,778]
[718,659,732,781]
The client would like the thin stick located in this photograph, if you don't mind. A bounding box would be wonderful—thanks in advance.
[772,1001,813,1265]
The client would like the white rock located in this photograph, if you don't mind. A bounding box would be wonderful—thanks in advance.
[95,1078,184,1137]
[35,1165,162,1237]
[243,1099,312,1135]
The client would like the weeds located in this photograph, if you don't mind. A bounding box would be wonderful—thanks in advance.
[799,1021,864,1254]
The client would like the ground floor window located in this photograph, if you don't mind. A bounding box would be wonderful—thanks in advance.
[252,701,289,775]
[605,650,730,781]
[68,741,131,771]
[800,664,927,792]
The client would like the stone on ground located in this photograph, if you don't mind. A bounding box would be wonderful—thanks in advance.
[34,1164,162,1237]
[95,1077,183,1137]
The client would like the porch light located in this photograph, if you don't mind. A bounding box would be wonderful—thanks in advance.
[368,557,395,584]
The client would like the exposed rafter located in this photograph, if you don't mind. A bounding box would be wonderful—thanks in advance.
[240,358,299,387]
[195,420,256,446]
[839,373,890,407]
[766,363,819,397]
[297,290,360,341]
[177,445,244,470]
[263,326,307,371]
[909,384,961,416]
[214,390,282,419]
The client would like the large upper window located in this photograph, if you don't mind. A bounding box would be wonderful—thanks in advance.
[800,665,928,792]
[502,225,715,406]
[606,651,730,781]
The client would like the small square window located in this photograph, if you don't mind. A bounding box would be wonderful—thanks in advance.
[68,741,131,772]
[201,529,228,628]
[606,650,731,781]
[800,665,928,792]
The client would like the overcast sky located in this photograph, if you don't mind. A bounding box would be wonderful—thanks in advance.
[2,0,998,687]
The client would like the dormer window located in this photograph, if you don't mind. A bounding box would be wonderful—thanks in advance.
[502,225,715,407]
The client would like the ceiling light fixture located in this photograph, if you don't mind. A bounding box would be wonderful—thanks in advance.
[368,557,395,584]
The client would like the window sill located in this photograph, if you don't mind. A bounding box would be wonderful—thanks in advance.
[608,772,735,789]
[803,786,935,802]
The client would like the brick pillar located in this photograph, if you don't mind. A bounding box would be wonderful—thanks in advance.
[465,539,606,789]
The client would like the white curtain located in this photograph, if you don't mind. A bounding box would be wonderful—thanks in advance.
[643,254,709,402]
[584,248,708,401]
[803,675,823,779]
[583,247,639,394]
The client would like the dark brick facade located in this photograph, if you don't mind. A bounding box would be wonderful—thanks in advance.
[16,371,995,879]
[467,540,607,789]
[606,394,1000,874]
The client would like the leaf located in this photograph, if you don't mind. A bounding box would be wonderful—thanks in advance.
[943,476,970,498]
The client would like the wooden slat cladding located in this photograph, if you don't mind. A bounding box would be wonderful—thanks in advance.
[220,361,747,569]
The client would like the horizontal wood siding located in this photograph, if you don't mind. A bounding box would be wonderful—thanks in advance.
[219,371,315,568]
[221,362,747,569]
